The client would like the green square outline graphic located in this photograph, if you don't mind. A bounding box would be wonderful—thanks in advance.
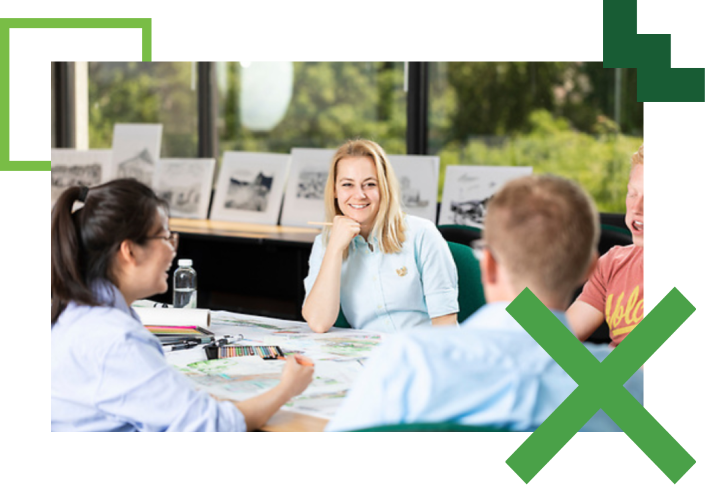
[0,18,152,172]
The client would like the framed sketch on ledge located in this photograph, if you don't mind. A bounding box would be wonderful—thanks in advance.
[110,123,163,187]
[439,165,533,228]
[51,148,113,207]
[280,148,335,227]
[153,158,216,220]
[210,151,290,225]
[388,154,440,223]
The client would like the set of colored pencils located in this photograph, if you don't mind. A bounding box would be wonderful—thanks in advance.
[219,345,284,359]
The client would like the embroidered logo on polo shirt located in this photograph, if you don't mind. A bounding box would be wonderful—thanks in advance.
[396,266,407,277]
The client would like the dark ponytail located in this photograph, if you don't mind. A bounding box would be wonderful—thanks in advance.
[51,179,168,324]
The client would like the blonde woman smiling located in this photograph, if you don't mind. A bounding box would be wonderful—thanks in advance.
[303,139,459,333]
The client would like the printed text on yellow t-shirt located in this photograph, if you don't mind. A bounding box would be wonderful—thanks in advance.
[606,286,643,337]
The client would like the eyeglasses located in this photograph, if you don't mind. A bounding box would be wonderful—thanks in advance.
[147,230,179,250]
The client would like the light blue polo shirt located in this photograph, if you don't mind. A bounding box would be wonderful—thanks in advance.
[326,302,644,431]
[304,215,459,332]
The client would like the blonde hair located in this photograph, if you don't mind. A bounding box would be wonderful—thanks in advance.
[323,139,406,258]
[631,145,644,166]
[484,175,599,300]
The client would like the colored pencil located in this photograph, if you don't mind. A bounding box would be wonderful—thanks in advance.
[217,345,287,359]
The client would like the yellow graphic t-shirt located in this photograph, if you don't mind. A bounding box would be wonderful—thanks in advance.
[578,245,644,345]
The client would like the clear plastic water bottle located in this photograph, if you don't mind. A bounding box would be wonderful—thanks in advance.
[173,259,197,309]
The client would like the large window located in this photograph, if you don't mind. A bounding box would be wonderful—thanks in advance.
[88,62,198,158]
[62,62,643,214]
[216,62,407,156]
[429,62,643,212]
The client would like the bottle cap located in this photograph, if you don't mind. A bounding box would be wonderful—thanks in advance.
[177,259,193,267]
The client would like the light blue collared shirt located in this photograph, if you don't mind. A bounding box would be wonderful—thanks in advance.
[326,302,643,431]
[304,215,459,332]
[51,281,246,432]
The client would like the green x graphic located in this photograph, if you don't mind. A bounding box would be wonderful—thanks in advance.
[505,287,696,483]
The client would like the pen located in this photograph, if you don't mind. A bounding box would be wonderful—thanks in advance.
[164,342,200,352]
[307,221,333,226]
[160,338,203,346]
[215,334,244,346]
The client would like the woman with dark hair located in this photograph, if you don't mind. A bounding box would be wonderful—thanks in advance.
[51,179,313,431]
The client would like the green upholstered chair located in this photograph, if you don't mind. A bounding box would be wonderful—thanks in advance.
[354,422,508,432]
[437,224,483,247]
[447,241,486,323]
[598,223,632,256]
[333,307,351,328]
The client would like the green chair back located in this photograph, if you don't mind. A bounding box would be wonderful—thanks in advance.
[333,307,351,328]
[601,223,631,237]
[598,223,633,255]
[437,224,483,247]
[354,422,508,432]
[447,241,486,322]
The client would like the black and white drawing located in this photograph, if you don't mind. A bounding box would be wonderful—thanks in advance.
[439,165,533,228]
[110,123,163,187]
[51,149,113,207]
[295,170,327,200]
[449,197,492,226]
[224,171,273,212]
[211,152,290,224]
[280,148,335,227]
[389,154,440,223]
[153,158,216,220]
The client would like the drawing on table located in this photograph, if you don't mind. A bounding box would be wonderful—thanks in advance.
[169,317,380,420]
[316,335,382,358]
[183,358,283,399]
